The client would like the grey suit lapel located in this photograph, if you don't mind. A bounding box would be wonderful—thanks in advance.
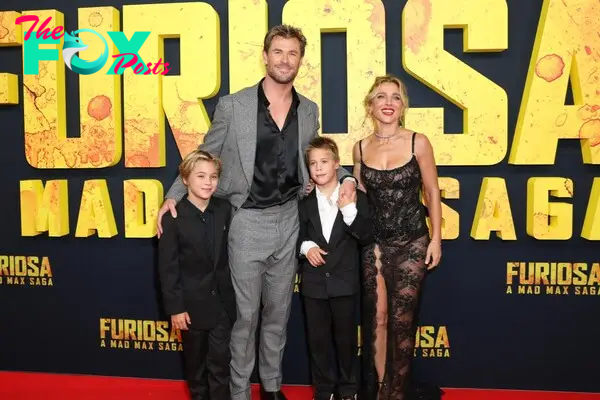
[297,101,312,188]
[233,85,259,187]
[233,82,313,190]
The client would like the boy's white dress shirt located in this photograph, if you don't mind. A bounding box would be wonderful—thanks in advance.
[300,183,357,256]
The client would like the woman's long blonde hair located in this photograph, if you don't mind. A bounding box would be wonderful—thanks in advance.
[363,74,410,128]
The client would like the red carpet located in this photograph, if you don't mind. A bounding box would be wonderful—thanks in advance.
[0,371,598,399]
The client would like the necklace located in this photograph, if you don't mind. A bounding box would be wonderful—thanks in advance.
[374,131,399,144]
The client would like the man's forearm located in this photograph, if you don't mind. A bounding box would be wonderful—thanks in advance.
[165,175,187,202]
[337,166,358,186]
[164,97,231,203]
[336,165,351,178]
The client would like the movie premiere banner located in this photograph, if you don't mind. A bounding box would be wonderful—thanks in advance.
[0,0,598,393]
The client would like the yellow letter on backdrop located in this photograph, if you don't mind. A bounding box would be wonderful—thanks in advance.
[582,178,600,240]
[402,0,508,165]
[282,0,387,165]
[75,180,117,238]
[123,3,220,167]
[228,0,267,93]
[20,180,69,237]
[76,7,122,168]
[433,178,460,240]
[0,11,22,46]
[526,177,573,240]
[124,179,163,238]
[509,0,600,164]
[471,178,516,240]
[21,8,122,168]
[0,73,18,105]
[0,11,21,105]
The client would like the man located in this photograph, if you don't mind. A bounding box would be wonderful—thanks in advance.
[156,24,357,400]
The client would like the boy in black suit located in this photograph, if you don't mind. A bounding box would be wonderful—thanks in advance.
[297,137,373,400]
[158,150,236,400]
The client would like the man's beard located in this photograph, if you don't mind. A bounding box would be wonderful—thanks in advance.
[267,64,298,84]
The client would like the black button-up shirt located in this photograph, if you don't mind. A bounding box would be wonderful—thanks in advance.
[185,197,214,263]
[241,79,301,209]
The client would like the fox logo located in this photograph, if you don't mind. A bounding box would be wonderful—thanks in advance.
[61,29,109,75]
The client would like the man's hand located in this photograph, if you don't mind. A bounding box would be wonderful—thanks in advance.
[337,189,356,209]
[340,178,357,200]
[157,199,177,238]
[171,312,191,331]
[305,179,315,195]
[306,247,327,267]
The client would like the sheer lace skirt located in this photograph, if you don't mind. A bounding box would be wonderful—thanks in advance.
[360,234,429,400]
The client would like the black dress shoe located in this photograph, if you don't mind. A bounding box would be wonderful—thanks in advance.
[260,389,287,400]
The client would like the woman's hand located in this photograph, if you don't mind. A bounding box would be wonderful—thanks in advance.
[425,239,441,270]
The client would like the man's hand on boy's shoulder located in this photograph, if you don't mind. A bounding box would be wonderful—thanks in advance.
[157,198,178,238]
[157,209,177,240]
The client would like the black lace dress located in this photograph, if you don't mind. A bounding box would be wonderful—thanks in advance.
[359,132,430,400]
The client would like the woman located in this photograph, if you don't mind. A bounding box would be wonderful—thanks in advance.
[353,75,442,400]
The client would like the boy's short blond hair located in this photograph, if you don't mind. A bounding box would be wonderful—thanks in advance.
[305,136,340,163]
[179,150,222,180]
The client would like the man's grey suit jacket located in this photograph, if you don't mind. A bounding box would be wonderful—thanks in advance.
[165,81,352,209]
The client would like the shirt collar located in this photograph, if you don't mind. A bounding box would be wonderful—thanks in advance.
[315,183,340,205]
[183,196,215,215]
[257,77,300,110]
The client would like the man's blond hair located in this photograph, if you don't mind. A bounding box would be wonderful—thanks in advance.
[263,24,307,57]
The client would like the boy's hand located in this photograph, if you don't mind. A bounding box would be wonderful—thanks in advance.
[171,312,191,331]
[306,247,327,267]
[337,189,356,209]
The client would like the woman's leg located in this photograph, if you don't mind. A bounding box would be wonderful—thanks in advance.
[387,236,429,399]
[373,244,388,388]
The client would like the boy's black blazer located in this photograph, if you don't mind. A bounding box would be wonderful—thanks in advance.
[296,189,373,299]
[158,196,236,330]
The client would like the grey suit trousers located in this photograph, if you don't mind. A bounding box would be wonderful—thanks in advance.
[228,198,299,400]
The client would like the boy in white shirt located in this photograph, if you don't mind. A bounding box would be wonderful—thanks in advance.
[297,137,373,400]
